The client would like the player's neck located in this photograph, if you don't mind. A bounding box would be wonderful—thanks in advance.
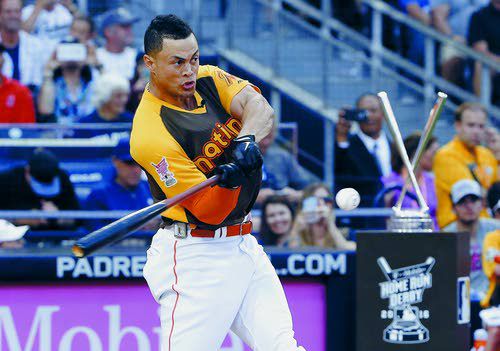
[148,83,198,110]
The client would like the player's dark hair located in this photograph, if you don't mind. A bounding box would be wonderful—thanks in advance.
[144,15,194,55]
[454,102,487,122]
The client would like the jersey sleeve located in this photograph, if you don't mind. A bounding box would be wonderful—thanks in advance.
[130,120,240,225]
[203,65,261,114]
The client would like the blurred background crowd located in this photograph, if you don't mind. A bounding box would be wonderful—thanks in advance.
[0,0,499,349]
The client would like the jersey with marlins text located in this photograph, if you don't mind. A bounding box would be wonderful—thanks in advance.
[130,65,262,229]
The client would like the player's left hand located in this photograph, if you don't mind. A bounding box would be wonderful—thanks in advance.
[232,135,263,175]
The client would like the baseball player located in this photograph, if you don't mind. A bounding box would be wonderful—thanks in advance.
[130,15,305,351]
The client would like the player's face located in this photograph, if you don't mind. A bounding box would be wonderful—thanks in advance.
[455,109,487,147]
[148,34,199,100]
[453,195,483,224]
[113,159,142,188]
[358,95,383,138]
[0,0,22,32]
[265,203,293,236]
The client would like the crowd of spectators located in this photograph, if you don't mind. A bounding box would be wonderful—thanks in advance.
[0,1,498,341]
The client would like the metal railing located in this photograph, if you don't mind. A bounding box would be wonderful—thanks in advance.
[364,0,500,119]
[239,0,499,119]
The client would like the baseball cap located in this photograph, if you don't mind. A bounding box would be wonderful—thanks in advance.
[100,8,139,33]
[28,149,62,198]
[0,220,29,243]
[451,179,482,205]
[112,137,134,162]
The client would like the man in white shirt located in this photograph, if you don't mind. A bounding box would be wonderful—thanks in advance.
[96,7,139,80]
[0,0,47,88]
[335,93,392,207]
[21,0,78,44]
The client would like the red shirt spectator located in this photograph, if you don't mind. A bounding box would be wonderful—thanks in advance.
[0,43,35,123]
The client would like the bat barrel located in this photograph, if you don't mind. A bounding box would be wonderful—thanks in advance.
[72,175,220,258]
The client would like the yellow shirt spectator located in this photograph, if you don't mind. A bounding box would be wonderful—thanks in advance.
[433,103,498,228]
[481,229,500,307]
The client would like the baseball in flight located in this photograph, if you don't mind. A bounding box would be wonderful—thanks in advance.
[335,188,360,211]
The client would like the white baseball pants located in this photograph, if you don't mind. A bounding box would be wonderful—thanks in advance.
[143,226,305,351]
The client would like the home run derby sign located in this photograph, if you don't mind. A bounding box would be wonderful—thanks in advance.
[356,231,470,351]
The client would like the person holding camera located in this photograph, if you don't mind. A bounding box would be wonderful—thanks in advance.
[289,183,356,250]
[37,37,95,123]
[334,93,392,208]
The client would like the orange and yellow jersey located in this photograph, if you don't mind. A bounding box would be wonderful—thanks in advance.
[433,137,497,228]
[481,230,500,307]
[130,65,262,229]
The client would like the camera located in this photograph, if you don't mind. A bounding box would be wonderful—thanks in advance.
[302,197,321,224]
[343,108,368,123]
[56,43,87,62]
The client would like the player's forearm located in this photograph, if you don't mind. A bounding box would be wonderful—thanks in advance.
[238,94,274,142]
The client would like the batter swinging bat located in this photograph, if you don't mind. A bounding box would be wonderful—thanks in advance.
[72,175,220,258]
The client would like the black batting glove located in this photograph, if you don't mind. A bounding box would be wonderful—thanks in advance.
[232,135,263,176]
[216,163,246,189]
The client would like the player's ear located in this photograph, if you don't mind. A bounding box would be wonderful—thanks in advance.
[143,54,155,73]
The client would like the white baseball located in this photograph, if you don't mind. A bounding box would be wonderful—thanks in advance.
[335,188,360,211]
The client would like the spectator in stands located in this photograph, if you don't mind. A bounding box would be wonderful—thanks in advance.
[486,127,500,167]
[83,137,155,231]
[434,103,498,228]
[335,93,392,207]
[444,179,500,301]
[96,7,139,80]
[431,0,487,87]
[21,0,79,44]
[0,0,47,89]
[0,43,35,123]
[468,0,500,106]
[256,124,317,205]
[290,183,356,250]
[70,14,94,44]
[399,0,431,67]
[125,52,148,113]
[38,37,95,123]
[379,132,439,227]
[80,73,131,123]
[0,148,80,230]
[259,195,295,247]
[481,228,499,308]
[488,181,500,219]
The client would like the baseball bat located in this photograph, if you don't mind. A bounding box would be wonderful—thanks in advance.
[72,175,219,258]
[395,92,447,210]
[377,91,429,213]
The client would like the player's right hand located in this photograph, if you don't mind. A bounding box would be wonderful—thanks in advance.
[232,135,263,176]
[216,163,246,189]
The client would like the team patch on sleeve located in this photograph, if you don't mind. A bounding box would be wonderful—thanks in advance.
[151,157,177,187]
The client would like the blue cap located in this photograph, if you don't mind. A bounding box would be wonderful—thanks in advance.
[100,7,139,33]
[28,149,62,198]
[113,137,134,162]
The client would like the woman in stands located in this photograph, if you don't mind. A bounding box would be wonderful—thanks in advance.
[378,132,439,228]
[259,195,296,247]
[290,183,356,250]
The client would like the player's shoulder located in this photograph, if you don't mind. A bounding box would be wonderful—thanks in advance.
[197,65,222,79]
